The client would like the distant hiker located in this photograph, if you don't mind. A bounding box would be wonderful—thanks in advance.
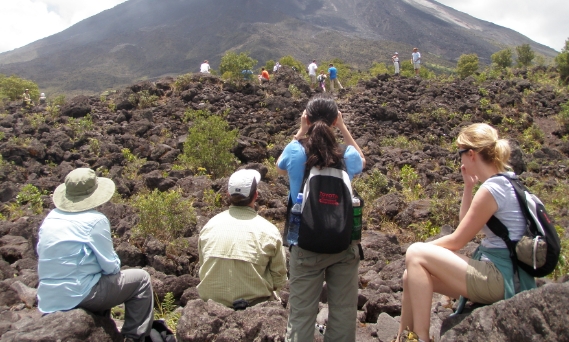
[39,92,47,105]
[395,123,536,342]
[200,60,211,73]
[242,69,254,81]
[197,169,287,309]
[273,62,281,73]
[317,70,327,92]
[22,89,33,107]
[307,60,318,88]
[392,52,400,75]
[328,63,343,92]
[412,47,421,76]
[37,168,154,342]
[258,67,270,84]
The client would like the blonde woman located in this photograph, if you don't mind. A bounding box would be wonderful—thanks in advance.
[396,123,536,342]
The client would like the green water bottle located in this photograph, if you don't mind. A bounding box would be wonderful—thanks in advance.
[351,196,363,241]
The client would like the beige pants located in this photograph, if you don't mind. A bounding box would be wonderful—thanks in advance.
[466,259,505,304]
[329,78,343,91]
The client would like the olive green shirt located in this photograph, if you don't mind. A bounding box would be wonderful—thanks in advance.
[197,206,287,307]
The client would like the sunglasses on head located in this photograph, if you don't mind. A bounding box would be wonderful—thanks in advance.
[458,148,471,157]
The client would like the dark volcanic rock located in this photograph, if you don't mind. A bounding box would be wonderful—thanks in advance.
[0,308,123,342]
[440,283,569,341]
[176,299,287,342]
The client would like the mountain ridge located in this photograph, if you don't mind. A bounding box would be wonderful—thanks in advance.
[0,0,559,95]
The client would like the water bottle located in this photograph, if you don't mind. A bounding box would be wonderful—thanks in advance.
[351,196,363,241]
[287,193,303,246]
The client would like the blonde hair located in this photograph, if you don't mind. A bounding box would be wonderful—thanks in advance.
[456,123,511,172]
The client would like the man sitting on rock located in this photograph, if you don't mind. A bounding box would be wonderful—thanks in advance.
[37,168,154,342]
[22,89,33,107]
[197,169,287,309]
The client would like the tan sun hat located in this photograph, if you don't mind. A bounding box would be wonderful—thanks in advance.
[53,168,115,212]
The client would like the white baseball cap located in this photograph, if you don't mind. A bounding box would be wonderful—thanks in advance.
[228,169,261,197]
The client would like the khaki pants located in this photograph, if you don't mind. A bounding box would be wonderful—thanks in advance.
[286,244,359,342]
[78,269,154,340]
[329,78,343,92]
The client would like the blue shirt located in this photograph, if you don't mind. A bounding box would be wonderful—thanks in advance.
[328,67,338,80]
[277,140,363,201]
[37,209,121,313]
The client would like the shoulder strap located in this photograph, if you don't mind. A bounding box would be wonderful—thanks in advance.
[301,144,349,188]
[486,173,532,277]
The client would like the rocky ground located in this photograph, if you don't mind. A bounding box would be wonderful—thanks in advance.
[1,66,569,341]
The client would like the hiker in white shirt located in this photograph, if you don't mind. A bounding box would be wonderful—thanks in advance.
[200,60,211,73]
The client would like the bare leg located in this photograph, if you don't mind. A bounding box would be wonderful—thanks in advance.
[401,242,470,341]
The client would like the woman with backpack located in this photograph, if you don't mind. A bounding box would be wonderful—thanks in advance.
[395,123,536,342]
[277,94,365,342]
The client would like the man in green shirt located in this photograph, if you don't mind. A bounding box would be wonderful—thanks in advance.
[197,169,287,308]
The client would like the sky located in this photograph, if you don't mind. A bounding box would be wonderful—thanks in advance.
[0,0,567,54]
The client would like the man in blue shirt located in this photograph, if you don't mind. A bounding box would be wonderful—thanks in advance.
[328,63,343,92]
[37,168,153,342]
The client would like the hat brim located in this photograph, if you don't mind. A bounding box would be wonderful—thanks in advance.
[53,177,115,212]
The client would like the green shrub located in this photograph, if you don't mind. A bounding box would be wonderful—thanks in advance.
[154,292,181,334]
[516,44,535,67]
[130,90,159,109]
[178,109,238,177]
[121,148,147,180]
[174,73,193,91]
[491,48,513,69]
[220,51,257,82]
[264,60,276,73]
[428,181,461,229]
[552,225,569,279]
[353,169,390,206]
[519,125,544,153]
[279,55,305,74]
[400,165,423,201]
[131,188,196,243]
[556,38,569,85]
[16,184,48,214]
[457,54,479,78]
[288,84,302,99]
[0,74,40,102]
[67,114,93,138]
[203,188,223,211]
[557,100,569,133]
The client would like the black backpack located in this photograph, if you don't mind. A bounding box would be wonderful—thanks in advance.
[486,173,561,278]
[296,163,354,254]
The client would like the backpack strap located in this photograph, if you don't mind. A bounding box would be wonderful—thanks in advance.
[486,173,531,279]
[300,143,349,189]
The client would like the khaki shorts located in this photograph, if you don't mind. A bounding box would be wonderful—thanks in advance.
[309,74,317,83]
[466,259,505,304]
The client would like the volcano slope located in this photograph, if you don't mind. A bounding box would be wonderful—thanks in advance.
[1,66,569,341]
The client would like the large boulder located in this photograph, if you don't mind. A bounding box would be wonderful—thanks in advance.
[440,283,569,341]
[0,308,123,341]
[176,299,287,342]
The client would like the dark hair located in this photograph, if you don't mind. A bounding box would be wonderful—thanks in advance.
[303,95,342,169]
[229,178,258,206]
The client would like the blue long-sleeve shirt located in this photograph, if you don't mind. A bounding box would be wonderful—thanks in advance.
[37,209,120,313]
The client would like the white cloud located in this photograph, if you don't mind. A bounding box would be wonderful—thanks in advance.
[436,0,568,51]
[0,0,128,53]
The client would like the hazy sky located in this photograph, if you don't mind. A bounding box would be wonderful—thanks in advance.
[0,0,567,54]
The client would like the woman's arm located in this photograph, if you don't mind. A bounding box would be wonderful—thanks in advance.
[459,165,477,222]
[276,111,310,175]
[334,111,366,168]
[430,187,497,251]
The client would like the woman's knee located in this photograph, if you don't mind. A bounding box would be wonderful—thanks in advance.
[405,242,429,261]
